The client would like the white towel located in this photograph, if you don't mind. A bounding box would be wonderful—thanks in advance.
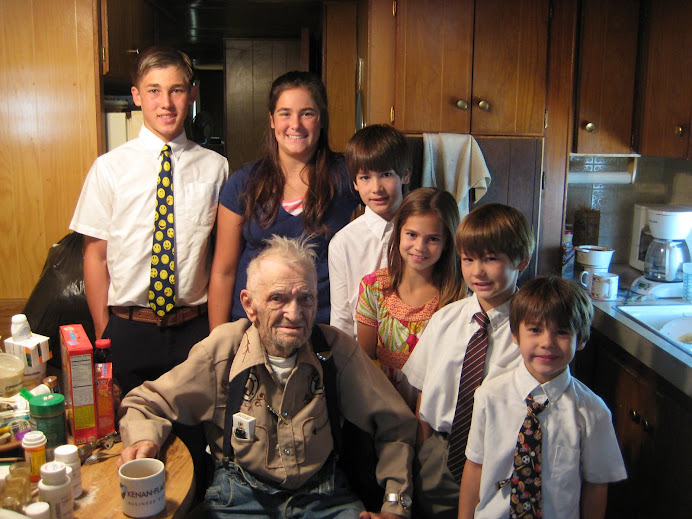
[422,133,492,217]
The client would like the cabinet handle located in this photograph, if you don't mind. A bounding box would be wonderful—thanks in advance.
[126,49,141,55]
[674,125,684,137]
[641,419,653,433]
[585,122,597,133]
[478,99,491,112]
[456,99,469,111]
[629,409,640,423]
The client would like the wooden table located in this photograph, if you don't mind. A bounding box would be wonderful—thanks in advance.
[74,435,195,519]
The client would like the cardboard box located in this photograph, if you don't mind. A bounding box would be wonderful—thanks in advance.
[94,362,115,438]
[59,325,97,445]
[3,333,51,367]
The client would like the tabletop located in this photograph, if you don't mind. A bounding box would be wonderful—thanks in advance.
[74,435,195,519]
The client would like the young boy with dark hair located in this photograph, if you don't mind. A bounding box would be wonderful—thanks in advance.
[459,275,626,519]
[329,124,411,337]
[402,203,535,518]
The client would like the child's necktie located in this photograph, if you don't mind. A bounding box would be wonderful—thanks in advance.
[447,310,490,482]
[509,394,549,518]
[149,144,176,316]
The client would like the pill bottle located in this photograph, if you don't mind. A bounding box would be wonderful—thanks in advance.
[54,444,83,498]
[25,501,51,519]
[22,430,47,482]
[29,392,67,457]
[11,314,31,341]
[38,461,74,519]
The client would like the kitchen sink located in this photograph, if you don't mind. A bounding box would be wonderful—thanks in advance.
[615,303,692,355]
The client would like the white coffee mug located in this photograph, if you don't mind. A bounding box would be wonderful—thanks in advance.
[119,458,166,518]
[579,267,608,293]
[591,273,619,301]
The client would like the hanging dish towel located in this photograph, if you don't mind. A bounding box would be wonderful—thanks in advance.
[422,133,492,217]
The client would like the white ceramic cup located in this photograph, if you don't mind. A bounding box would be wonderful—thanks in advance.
[579,267,608,293]
[591,273,619,300]
[119,458,166,518]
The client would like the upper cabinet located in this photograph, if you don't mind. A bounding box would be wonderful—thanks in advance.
[638,1,692,159]
[392,0,549,135]
[101,0,155,82]
[573,0,640,154]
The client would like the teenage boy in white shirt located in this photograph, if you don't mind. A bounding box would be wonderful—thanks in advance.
[70,46,228,503]
[329,124,410,338]
[458,275,626,519]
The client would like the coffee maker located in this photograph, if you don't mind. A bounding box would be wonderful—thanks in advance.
[631,205,692,299]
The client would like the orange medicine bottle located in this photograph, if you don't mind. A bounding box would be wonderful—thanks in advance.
[22,430,47,482]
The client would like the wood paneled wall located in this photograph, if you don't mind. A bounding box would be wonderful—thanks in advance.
[0,0,102,299]
[322,0,357,152]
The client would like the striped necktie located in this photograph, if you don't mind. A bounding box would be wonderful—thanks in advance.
[149,144,176,316]
[509,394,549,518]
[447,310,490,482]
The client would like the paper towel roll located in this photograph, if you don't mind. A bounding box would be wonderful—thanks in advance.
[567,171,632,184]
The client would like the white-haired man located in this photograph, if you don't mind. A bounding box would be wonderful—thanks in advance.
[118,235,417,518]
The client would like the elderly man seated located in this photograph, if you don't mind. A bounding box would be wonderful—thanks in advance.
[117,235,417,518]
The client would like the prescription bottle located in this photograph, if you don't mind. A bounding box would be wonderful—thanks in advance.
[22,430,47,482]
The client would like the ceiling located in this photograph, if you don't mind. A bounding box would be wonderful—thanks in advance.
[153,0,323,65]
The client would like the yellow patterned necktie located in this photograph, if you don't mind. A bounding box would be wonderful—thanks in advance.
[149,144,176,316]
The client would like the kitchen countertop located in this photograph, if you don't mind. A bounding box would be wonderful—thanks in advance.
[588,264,692,399]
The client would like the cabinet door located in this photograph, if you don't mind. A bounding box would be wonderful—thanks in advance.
[590,332,692,518]
[471,0,549,135]
[393,0,474,133]
[594,347,654,518]
[639,1,692,159]
[574,0,639,154]
[101,0,154,82]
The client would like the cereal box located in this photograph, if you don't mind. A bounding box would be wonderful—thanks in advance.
[59,324,97,445]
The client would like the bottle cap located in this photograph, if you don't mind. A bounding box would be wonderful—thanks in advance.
[42,376,59,390]
[22,430,46,449]
[25,501,51,519]
[95,338,111,349]
[28,393,65,416]
[53,444,79,464]
[39,461,67,485]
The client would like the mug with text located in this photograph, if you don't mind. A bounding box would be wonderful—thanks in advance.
[579,267,608,294]
[591,273,619,301]
[119,458,166,518]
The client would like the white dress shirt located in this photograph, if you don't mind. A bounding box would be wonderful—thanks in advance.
[402,293,521,433]
[328,206,393,337]
[70,126,229,307]
[465,362,627,519]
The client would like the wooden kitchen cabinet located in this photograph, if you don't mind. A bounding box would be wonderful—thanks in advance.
[637,1,692,159]
[574,330,692,518]
[573,0,640,154]
[392,0,549,135]
[101,0,155,82]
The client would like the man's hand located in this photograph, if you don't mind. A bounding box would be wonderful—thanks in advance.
[359,512,403,519]
[117,440,158,467]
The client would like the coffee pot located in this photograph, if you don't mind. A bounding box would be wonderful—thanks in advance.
[631,206,692,299]
[644,238,690,282]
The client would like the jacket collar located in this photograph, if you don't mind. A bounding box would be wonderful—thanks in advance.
[228,324,322,382]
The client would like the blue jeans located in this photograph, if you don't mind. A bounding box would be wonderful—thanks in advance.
[204,458,365,519]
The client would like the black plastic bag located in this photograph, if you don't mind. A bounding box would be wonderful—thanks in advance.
[23,232,95,367]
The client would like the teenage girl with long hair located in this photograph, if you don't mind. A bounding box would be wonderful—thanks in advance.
[208,71,359,328]
[355,187,466,409]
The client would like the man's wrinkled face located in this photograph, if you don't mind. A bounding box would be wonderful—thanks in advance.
[240,257,317,357]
